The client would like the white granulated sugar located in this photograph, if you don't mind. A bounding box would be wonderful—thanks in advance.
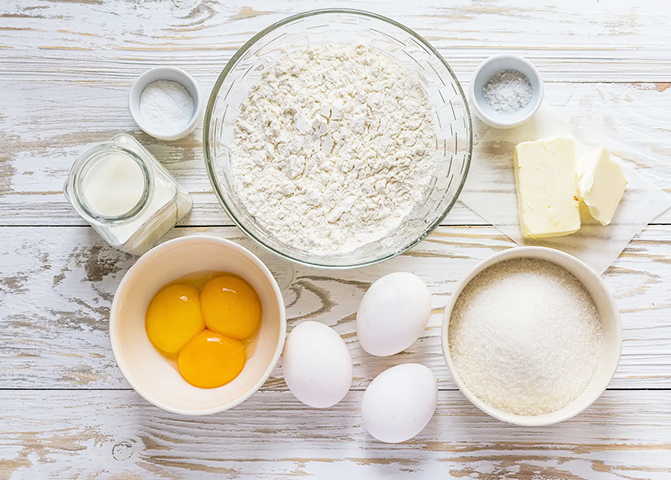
[482,69,532,114]
[230,44,436,254]
[140,80,194,135]
[449,258,602,416]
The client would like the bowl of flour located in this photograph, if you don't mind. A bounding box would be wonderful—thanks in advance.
[204,9,472,268]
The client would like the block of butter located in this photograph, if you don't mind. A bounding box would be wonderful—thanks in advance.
[577,146,627,226]
[514,134,581,239]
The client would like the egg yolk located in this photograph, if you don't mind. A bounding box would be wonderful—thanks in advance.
[178,330,246,388]
[200,275,261,339]
[145,284,204,355]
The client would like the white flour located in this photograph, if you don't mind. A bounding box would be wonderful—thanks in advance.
[230,44,436,255]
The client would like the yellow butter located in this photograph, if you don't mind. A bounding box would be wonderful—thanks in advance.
[514,134,581,239]
[577,146,627,226]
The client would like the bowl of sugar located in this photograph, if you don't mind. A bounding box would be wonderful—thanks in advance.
[442,246,621,426]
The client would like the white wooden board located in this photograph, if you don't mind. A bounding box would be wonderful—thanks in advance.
[1,1,671,226]
[0,390,669,479]
[1,225,670,390]
[1,0,671,478]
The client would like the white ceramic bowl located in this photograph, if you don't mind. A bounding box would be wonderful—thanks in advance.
[442,246,622,426]
[469,54,543,129]
[129,66,202,141]
[110,235,286,415]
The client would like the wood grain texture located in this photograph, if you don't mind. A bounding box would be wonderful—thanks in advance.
[1,1,671,225]
[0,390,670,480]
[1,0,671,478]
[1,225,670,390]
[2,0,671,81]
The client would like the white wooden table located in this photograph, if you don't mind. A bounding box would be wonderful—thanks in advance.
[1,1,671,478]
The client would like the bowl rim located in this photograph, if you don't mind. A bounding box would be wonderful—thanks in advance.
[202,8,473,270]
[109,235,287,415]
[128,66,203,141]
[468,54,544,129]
[441,246,622,426]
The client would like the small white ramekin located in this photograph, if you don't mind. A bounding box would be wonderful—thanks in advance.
[469,54,544,129]
[110,235,286,415]
[129,66,202,141]
[442,246,622,426]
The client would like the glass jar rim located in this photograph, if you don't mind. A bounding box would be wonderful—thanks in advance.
[68,143,153,225]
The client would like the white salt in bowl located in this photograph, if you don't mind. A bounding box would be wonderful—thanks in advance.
[129,66,202,141]
[110,235,286,415]
[441,246,622,426]
[469,54,543,129]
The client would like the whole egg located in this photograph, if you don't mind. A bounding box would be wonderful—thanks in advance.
[361,363,437,443]
[356,272,432,356]
[282,321,353,408]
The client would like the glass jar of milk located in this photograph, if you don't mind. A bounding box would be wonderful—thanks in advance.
[64,133,192,255]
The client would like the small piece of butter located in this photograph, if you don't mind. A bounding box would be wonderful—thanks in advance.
[514,134,581,239]
[577,146,627,226]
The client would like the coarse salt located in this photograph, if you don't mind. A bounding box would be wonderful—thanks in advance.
[449,258,602,416]
[482,69,532,114]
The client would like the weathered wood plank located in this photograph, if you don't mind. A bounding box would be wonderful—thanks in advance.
[2,0,671,81]
[0,389,669,479]
[0,0,670,476]
[1,0,671,226]
[1,225,670,390]
[0,81,670,226]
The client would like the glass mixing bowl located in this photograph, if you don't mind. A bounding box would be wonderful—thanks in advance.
[203,9,472,269]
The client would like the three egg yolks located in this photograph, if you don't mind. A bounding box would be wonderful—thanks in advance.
[145,275,261,389]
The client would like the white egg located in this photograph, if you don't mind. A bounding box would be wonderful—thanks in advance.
[356,272,432,356]
[282,321,353,408]
[361,363,437,443]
